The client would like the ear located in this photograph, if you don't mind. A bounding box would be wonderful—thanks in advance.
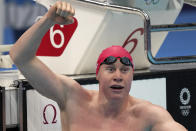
[96,71,101,81]
[96,74,99,81]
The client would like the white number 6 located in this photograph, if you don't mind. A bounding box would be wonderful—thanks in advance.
[50,25,65,48]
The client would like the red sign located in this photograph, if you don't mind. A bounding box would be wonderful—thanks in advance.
[122,28,144,54]
[36,17,78,56]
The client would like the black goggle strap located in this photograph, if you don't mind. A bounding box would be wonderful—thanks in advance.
[101,56,133,67]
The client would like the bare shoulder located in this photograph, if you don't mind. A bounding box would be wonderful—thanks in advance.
[58,74,81,89]
[59,75,89,93]
[58,74,94,103]
[132,100,174,124]
[146,104,187,131]
[129,97,187,131]
[130,97,169,118]
[129,97,153,116]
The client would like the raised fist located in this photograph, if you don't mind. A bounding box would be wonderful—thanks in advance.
[46,1,75,25]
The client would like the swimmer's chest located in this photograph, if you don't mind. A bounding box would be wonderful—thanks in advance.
[65,107,148,131]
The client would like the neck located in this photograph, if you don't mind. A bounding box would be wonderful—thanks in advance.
[97,94,130,118]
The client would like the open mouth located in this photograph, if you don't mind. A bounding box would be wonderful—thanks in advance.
[110,85,124,89]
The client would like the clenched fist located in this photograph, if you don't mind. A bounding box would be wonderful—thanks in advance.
[46,1,75,25]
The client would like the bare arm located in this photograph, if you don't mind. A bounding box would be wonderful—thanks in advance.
[9,1,80,109]
[149,106,187,131]
[152,120,187,131]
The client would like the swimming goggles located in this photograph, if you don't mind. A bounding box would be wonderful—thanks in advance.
[100,56,133,67]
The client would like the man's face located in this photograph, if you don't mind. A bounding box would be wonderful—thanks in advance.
[96,60,133,100]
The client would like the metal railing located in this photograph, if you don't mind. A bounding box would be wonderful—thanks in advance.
[70,0,196,66]
[150,23,196,64]
[36,0,152,65]
[75,0,196,65]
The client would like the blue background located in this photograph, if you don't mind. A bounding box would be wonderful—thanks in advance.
[156,4,196,58]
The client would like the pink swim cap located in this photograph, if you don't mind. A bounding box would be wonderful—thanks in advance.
[96,45,134,75]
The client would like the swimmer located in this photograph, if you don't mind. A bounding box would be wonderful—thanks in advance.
[10,1,187,131]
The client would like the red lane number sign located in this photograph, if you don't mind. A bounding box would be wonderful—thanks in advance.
[36,17,78,56]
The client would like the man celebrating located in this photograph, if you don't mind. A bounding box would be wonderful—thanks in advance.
[10,1,187,131]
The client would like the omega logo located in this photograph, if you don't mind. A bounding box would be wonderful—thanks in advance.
[43,104,57,124]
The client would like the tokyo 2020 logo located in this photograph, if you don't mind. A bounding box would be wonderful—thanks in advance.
[179,88,191,117]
